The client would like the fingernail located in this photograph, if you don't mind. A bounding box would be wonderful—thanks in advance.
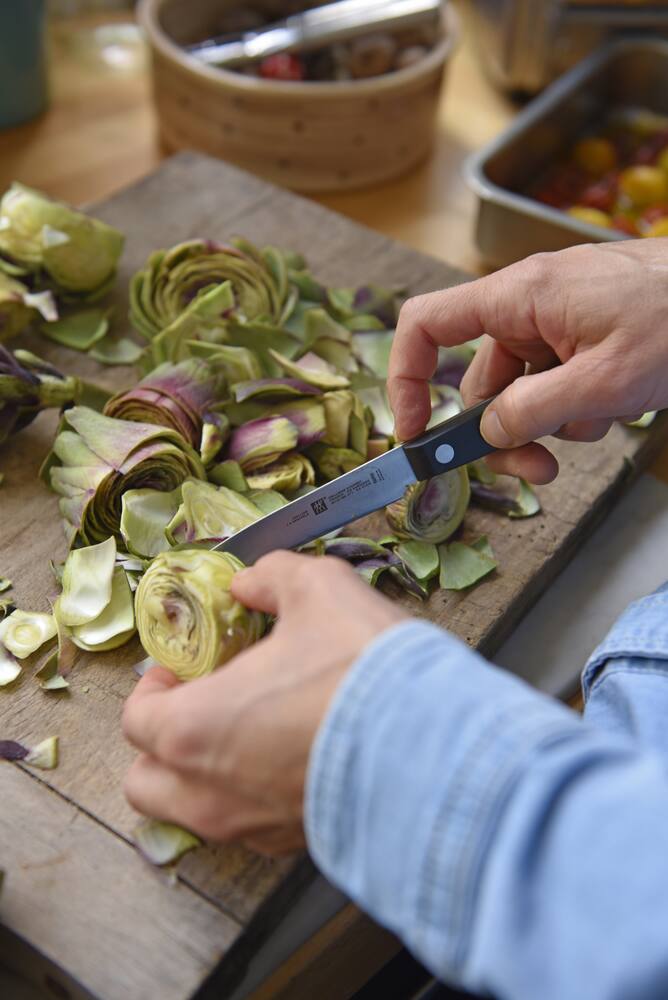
[481,408,514,448]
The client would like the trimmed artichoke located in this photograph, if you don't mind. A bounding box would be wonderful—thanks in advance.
[104,358,227,450]
[0,182,124,298]
[386,467,470,544]
[0,346,79,445]
[135,548,265,680]
[47,406,205,545]
[129,239,287,342]
[165,480,263,545]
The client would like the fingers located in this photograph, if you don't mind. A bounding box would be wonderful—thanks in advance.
[232,550,333,615]
[479,355,613,450]
[122,666,184,758]
[485,443,559,484]
[460,338,527,406]
[553,418,613,443]
[124,753,275,841]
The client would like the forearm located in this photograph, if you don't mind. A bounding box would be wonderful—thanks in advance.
[305,620,668,1000]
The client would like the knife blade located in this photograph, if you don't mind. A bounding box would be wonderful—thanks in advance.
[215,397,495,565]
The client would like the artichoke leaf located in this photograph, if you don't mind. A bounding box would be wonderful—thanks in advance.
[0,645,21,686]
[395,540,440,583]
[439,537,497,591]
[40,308,109,351]
[121,487,182,558]
[268,349,349,390]
[57,535,116,626]
[386,468,470,545]
[71,567,135,651]
[135,819,201,866]
[0,610,57,659]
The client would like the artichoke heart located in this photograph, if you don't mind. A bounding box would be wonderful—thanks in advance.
[135,549,265,680]
[386,467,470,544]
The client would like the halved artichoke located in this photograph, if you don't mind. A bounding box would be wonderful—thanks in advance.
[386,467,470,544]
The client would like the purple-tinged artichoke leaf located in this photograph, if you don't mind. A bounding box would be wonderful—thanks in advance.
[389,564,429,599]
[40,308,110,351]
[246,452,314,492]
[355,557,395,587]
[323,536,391,561]
[433,346,474,389]
[508,479,541,519]
[439,537,497,591]
[200,413,230,467]
[232,377,321,403]
[0,735,59,769]
[271,398,326,448]
[227,414,298,471]
[268,349,349,390]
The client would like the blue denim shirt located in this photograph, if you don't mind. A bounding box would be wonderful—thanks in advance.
[305,582,668,1000]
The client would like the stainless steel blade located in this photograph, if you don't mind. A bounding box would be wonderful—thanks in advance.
[215,446,416,565]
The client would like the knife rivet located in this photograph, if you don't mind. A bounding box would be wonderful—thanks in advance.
[435,443,455,464]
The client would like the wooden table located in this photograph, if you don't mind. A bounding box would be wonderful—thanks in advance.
[1,10,667,1000]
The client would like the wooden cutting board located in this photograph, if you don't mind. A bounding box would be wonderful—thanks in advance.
[1,152,666,1000]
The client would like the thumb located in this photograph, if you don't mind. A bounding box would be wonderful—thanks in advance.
[231,550,313,616]
[480,356,608,448]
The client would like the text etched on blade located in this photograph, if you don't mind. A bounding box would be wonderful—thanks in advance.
[287,469,386,527]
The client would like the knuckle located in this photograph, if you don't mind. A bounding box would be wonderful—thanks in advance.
[159,709,200,765]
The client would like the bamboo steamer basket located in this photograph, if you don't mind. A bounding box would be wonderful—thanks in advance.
[138,0,458,192]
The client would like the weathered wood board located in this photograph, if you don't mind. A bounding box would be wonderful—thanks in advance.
[1,152,666,999]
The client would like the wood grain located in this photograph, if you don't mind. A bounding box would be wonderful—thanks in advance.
[1,151,667,996]
[0,766,239,1000]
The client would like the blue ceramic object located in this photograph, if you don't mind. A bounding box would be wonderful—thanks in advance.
[0,0,47,129]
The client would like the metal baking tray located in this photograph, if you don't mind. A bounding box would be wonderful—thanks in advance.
[465,38,668,268]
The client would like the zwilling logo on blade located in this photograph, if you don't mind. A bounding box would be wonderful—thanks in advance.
[311,498,328,515]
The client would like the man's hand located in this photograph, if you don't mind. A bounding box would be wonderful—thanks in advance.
[388,239,668,483]
[122,552,406,854]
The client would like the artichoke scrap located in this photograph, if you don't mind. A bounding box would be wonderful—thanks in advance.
[0,346,80,445]
[0,271,57,342]
[45,406,205,545]
[0,182,124,300]
[135,548,265,680]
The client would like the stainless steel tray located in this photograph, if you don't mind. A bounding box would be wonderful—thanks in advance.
[465,38,668,268]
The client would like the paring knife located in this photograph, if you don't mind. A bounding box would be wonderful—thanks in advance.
[214,397,496,565]
[186,0,442,68]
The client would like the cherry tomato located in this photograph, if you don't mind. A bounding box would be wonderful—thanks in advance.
[580,175,617,212]
[567,206,612,229]
[572,137,617,176]
[618,165,668,208]
[259,54,305,81]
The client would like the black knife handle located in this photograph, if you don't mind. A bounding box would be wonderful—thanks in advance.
[402,397,497,481]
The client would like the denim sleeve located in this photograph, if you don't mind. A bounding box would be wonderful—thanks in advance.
[305,618,668,1000]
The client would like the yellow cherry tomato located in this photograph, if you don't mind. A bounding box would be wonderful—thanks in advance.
[567,206,612,228]
[572,137,617,176]
[644,217,668,238]
[618,166,668,208]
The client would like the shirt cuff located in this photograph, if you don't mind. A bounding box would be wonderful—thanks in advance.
[304,619,582,976]
[582,581,668,701]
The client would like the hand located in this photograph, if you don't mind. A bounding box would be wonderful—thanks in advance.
[388,239,668,483]
[122,552,406,855]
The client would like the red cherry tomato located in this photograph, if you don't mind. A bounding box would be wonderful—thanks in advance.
[580,175,617,212]
[259,54,304,81]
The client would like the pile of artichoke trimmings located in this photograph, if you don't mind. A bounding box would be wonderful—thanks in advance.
[0,183,540,687]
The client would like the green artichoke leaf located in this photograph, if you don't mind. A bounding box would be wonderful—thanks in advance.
[40,308,110,351]
[0,645,21,686]
[268,349,349,390]
[0,182,123,296]
[121,486,182,558]
[232,377,321,403]
[627,412,657,428]
[223,320,302,375]
[71,567,135,651]
[88,336,143,366]
[245,488,288,514]
[166,480,263,545]
[186,341,263,383]
[468,459,497,486]
[439,537,497,591]
[57,535,117,626]
[135,548,265,680]
[35,649,70,691]
[308,444,364,480]
[141,281,235,368]
[135,819,201,866]
[352,329,394,378]
[0,271,39,342]
[0,610,57,659]
[508,479,541,519]
[0,579,11,594]
[208,459,248,492]
[394,540,440,583]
